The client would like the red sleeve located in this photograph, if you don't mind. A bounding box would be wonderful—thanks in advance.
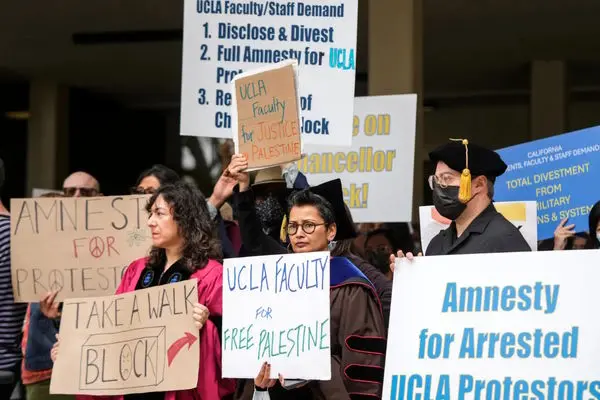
[115,258,146,295]
[198,260,224,317]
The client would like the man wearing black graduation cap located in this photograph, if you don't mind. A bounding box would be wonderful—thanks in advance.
[424,139,531,255]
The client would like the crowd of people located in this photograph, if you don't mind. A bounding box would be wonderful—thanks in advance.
[0,138,598,400]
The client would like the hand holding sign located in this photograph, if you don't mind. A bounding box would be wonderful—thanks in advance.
[40,291,61,319]
[209,158,247,209]
[254,362,279,390]
[192,303,210,330]
[225,154,251,192]
[389,250,422,273]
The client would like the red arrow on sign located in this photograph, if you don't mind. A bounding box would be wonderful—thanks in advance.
[167,332,198,366]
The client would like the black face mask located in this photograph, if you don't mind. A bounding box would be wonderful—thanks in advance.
[432,182,467,221]
[255,195,285,234]
[367,250,391,275]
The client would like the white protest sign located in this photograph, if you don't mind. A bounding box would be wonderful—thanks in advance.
[180,0,359,146]
[222,252,331,379]
[300,95,417,222]
[419,201,538,253]
[384,250,600,399]
[50,280,199,395]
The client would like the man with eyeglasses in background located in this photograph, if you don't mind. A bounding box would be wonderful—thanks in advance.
[62,171,101,197]
[425,138,531,256]
[392,139,530,267]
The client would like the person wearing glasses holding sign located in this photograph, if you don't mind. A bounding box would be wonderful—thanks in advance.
[227,154,386,400]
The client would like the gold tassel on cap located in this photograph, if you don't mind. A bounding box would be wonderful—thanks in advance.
[280,214,288,243]
[450,138,472,203]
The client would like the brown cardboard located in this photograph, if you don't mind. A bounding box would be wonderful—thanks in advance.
[10,195,152,302]
[234,63,302,170]
[50,280,200,395]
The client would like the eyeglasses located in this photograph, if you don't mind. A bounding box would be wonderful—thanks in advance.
[130,187,156,195]
[63,187,98,197]
[427,173,460,190]
[287,221,327,236]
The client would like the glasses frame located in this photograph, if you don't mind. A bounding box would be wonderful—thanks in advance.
[130,186,156,195]
[63,187,98,197]
[427,173,461,190]
[286,222,328,236]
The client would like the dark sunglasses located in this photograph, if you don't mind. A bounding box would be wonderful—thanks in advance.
[130,186,157,195]
[63,187,98,197]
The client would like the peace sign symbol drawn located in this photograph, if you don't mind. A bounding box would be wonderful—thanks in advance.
[119,345,132,381]
[48,270,64,292]
[89,237,105,258]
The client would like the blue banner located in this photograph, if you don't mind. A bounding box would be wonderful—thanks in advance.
[494,126,600,240]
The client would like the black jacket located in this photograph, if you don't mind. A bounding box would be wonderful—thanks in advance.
[426,204,531,255]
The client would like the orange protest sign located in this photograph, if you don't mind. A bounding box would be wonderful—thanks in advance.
[233,61,302,170]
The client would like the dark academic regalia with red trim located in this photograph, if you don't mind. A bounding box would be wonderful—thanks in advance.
[233,179,387,400]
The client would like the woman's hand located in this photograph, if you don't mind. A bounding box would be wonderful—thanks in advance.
[254,362,282,389]
[192,303,210,330]
[209,154,249,208]
[40,291,61,319]
[227,154,250,192]
[389,250,423,273]
[51,334,60,363]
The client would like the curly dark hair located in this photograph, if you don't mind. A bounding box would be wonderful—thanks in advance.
[145,181,222,272]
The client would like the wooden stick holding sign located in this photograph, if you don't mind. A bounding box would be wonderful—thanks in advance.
[50,280,199,395]
[232,60,303,171]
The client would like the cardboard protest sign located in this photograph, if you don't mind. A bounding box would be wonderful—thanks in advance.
[419,201,538,253]
[222,252,331,379]
[10,195,152,302]
[50,280,199,395]
[300,95,417,222]
[494,125,600,239]
[232,60,302,171]
[384,249,600,399]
